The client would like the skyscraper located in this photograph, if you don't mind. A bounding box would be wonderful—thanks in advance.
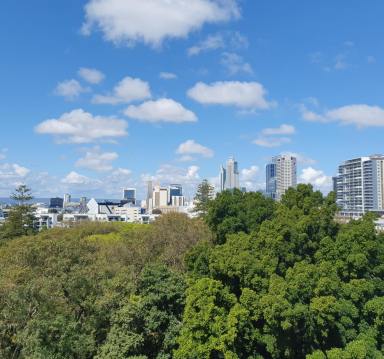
[266,163,277,199]
[271,155,297,200]
[220,165,226,192]
[123,188,136,205]
[220,157,240,191]
[336,155,384,218]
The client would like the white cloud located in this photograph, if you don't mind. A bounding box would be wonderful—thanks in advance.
[187,31,248,56]
[241,165,259,181]
[187,81,272,109]
[82,0,240,47]
[301,104,384,128]
[93,76,151,105]
[55,79,89,100]
[188,33,225,56]
[367,56,376,64]
[35,109,128,144]
[253,124,295,148]
[62,171,96,185]
[159,72,177,80]
[125,98,197,123]
[75,147,119,172]
[299,167,332,192]
[220,52,253,75]
[253,137,291,148]
[0,163,31,195]
[261,124,296,136]
[78,67,105,84]
[176,140,214,160]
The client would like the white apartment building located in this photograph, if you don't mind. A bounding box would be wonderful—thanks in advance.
[272,155,297,200]
[336,155,384,218]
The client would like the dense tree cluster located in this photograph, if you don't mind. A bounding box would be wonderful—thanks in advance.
[0,184,383,358]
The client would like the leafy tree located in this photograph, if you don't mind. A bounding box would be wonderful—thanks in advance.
[193,179,215,216]
[206,189,276,244]
[97,265,186,359]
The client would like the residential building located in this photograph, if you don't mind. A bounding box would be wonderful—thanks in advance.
[336,155,384,218]
[152,185,169,208]
[271,155,297,200]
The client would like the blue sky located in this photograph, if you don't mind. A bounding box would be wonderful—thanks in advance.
[1,0,384,199]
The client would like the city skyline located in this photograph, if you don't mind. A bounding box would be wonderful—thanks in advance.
[2,1,384,198]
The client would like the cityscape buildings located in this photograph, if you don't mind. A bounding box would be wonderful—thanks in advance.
[123,188,136,205]
[266,155,297,200]
[220,157,240,191]
[336,155,384,218]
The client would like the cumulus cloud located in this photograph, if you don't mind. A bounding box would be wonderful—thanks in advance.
[253,137,291,148]
[220,52,253,75]
[61,171,98,185]
[159,72,177,80]
[0,163,31,195]
[75,147,119,172]
[35,109,128,144]
[188,33,225,56]
[78,67,105,84]
[93,76,151,105]
[187,31,248,56]
[187,81,272,109]
[241,165,259,181]
[299,167,332,192]
[261,124,296,136]
[124,98,197,123]
[301,104,384,128]
[82,0,240,47]
[176,140,214,161]
[253,124,295,148]
[55,79,89,100]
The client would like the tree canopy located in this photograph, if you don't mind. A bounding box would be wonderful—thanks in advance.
[0,184,383,358]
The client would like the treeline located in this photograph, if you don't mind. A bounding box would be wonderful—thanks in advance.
[0,184,383,358]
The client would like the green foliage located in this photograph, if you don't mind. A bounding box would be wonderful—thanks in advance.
[178,184,384,358]
[193,179,215,216]
[0,185,37,241]
[1,184,384,358]
[0,215,211,358]
[205,189,276,244]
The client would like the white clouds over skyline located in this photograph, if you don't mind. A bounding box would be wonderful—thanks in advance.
[82,0,240,47]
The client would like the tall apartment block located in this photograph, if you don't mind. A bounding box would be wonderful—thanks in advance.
[220,157,240,191]
[266,155,297,200]
[336,155,384,218]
